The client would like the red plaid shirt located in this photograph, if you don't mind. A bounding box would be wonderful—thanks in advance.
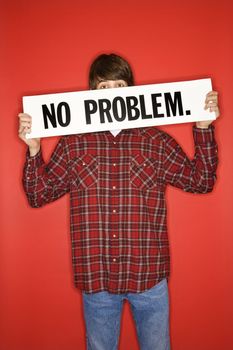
[23,126,218,293]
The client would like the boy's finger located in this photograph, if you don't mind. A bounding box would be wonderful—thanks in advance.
[18,114,32,122]
[19,125,31,135]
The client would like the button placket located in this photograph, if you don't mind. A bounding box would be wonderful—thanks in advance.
[109,141,120,274]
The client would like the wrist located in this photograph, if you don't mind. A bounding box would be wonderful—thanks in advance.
[196,121,211,129]
[29,145,40,157]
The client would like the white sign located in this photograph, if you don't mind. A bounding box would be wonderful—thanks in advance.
[23,78,214,139]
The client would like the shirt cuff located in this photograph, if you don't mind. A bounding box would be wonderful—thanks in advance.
[193,125,216,144]
[26,147,44,168]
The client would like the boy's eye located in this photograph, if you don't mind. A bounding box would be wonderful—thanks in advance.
[118,82,127,88]
[97,81,127,89]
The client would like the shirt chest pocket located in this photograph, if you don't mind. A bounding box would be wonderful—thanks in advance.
[69,154,98,190]
[130,154,158,191]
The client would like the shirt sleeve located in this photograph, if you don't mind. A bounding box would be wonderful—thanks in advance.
[22,137,70,207]
[162,125,218,193]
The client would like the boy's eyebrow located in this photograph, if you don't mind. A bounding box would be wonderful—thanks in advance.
[98,79,125,83]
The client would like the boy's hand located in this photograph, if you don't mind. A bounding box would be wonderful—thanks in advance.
[196,91,219,129]
[18,113,41,156]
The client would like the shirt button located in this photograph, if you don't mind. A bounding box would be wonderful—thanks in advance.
[112,186,116,190]
[27,176,30,180]
[113,258,117,262]
[113,234,117,238]
[112,209,117,213]
[113,163,116,167]
[113,141,117,145]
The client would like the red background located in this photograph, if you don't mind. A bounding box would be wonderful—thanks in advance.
[1,1,233,349]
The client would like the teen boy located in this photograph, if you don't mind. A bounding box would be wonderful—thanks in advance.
[18,53,219,350]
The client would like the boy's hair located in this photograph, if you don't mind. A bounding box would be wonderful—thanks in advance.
[89,53,134,89]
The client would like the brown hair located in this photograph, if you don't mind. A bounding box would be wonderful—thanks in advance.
[89,53,134,89]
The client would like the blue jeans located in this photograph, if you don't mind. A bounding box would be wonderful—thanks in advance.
[82,279,170,350]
